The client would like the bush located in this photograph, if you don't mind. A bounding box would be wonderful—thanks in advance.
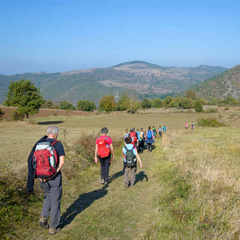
[99,96,116,112]
[127,99,140,114]
[194,101,203,112]
[116,94,130,111]
[152,98,163,108]
[77,100,96,112]
[59,101,76,110]
[41,100,58,109]
[141,98,152,109]
[197,118,225,127]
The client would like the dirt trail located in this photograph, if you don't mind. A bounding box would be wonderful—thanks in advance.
[28,138,165,240]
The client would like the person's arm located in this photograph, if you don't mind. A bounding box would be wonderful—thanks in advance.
[57,156,64,172]
[95,144,98,164]
[136,151,143,168]
[110,144,114,162]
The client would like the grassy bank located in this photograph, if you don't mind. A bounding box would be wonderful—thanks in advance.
[145,128,240,239]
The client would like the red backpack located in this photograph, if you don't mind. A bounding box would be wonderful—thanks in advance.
[97,137,111,158]
[33,141,58,179]
[130,131,137,144]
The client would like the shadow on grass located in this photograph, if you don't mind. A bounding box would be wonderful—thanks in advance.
[109,170,123,183]
[37,121,64,125]
[135,171,148,185]
[59,185,108,229]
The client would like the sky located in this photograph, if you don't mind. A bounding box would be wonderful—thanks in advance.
[0,0,239,74]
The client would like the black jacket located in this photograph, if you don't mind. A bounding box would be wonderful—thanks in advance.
[27,135,48,193]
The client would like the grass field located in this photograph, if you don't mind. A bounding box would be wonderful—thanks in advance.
[1,107,240,239]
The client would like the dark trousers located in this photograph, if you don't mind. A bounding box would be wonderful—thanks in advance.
[99,155,111,181]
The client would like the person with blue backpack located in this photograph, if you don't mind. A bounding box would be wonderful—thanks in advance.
[146,126,154,152]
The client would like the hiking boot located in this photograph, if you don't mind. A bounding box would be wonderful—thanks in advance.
[39,217,49,229]
[49,227,60,235]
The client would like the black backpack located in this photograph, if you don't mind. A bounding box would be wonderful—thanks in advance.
[124,146,137,168]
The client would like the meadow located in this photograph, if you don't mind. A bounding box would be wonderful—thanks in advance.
[1,107,240,239]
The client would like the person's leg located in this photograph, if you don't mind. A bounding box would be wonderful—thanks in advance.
[41,183,51,220]
[105,156,110,182]
[49,174,62,231]
[124,167,130,187]
[130,167,137,186]
[99,157,105,182]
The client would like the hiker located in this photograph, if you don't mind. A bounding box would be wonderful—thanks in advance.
[129,128,138,147]
[158,125,162,137]
[185,121,189,129]
[27,126,65,235]
[191,121,195,130]
[146,126,154,152]
[122,136,143,187]
[123,128,129,140]
[162,125,167,133]
[95,127,114,185]
[152,126,157,138]
[138,128,145,153]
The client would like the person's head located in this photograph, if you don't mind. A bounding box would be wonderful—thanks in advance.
[148,126,151,130]
[136,128,139,132]
[125,136,132,144]
[125,128,128,133]
[100,127,109,135]
[47,126,59,139]
[130,128,134,132]
[140,128,143,131]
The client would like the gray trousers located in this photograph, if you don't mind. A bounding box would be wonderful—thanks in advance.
[41,173,62,228]
[124,167,136,187]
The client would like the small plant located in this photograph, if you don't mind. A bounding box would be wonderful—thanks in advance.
[194,101,203,112]
[197,118,225,127]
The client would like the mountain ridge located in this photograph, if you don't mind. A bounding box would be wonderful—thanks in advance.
[0,61,227,103]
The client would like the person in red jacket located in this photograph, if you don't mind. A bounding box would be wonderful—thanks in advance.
[129,128,138,147]
[95,127,114,185]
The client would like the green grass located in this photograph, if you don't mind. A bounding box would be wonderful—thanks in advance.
[1,109,240,239]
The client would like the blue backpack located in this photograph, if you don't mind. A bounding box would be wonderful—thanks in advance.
[147,130,153,139]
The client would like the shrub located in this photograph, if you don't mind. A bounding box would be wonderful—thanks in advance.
[99,96,116,112]
[59,101,76,110]
[194,101,203,112]
[41,100,58,109]
[141,98,152,109]
[197,118,225,127]
[127,99,140,114]
[152,98,163,108]
[205,108,218,113]
[116,94,130,111]
[77,100,96,112]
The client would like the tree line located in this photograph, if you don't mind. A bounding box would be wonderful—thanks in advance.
[2,79,240,120]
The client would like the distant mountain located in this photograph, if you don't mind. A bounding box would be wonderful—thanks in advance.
[193,65,240,99]
[0,61,227,103]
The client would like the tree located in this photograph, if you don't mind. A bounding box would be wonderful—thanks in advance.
[4,80,44,118]
[152,98,163,108]
[178,97,193,109]
[194,101,204,112]
[127,99,140,113]
[162,96,173,107]
[99,96,116,112]
[141,98,152,109]
[77,100,96,112]
[117,94,131,111]
[59,101,76,110]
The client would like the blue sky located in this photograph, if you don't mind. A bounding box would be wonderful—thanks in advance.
[0,0,239,74]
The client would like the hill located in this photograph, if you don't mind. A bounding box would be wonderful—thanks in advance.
[0,61,227,103]
[194,65,240,99]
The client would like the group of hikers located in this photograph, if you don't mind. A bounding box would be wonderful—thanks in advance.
[185,120,195,130]
[26,125,167,234]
